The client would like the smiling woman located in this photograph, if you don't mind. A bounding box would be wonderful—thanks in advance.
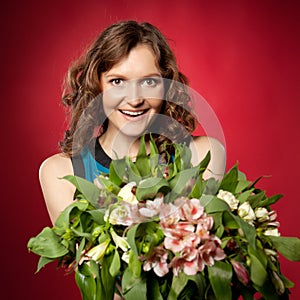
[39,20,225,227]
[100,45,164,155]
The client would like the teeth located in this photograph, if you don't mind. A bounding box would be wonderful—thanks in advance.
[121,110,144,116]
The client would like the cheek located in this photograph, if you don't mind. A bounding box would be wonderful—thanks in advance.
[102,91,123,113]
[149,99,164,112]
[148,86,164,111]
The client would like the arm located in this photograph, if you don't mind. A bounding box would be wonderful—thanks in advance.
[190,136,226,181]
[39,153,76,224]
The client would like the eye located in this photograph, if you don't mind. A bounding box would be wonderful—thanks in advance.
[141,78,158,87]
[110,78,125,86]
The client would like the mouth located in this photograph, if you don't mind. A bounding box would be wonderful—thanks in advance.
[119,109,149,117]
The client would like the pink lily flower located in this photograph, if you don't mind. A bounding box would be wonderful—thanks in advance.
[159,203,181,225]
[198,238,226,271]
[139,196,164,218]
[175,198,205,223]
[143,246,169,277]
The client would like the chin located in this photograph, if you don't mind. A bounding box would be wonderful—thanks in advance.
[118,125,149,138]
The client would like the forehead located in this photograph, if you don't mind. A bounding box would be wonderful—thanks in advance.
[103,44,160,78]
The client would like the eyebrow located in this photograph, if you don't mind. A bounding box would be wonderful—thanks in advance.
[104,73,162,79]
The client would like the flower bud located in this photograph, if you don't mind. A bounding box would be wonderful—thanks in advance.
[118,182,138,204]
[86,240,110,262]
[254,207,269,223]
[231,259,250,285]
[238,202,255,223]
[271,271,285,295]
[122,251,130,263]
[264,228,280,237]
[110,228,130,252]
[268,210,278,222]
[217,190,239,211]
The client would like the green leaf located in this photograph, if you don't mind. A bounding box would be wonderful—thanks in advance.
[126,225,140,256]
[189,174,204,198]
[219,164,238,192]
[168,166,199,195]
[149,135,159,155]
[99,254,116,300]
[248,246,268,287]
[86,209,105,225]
[232,215,257,249]
[258,194,283,208]
[75,262,97,300]
[167,271,189,300]
[126,157,142,183]
[222,211,239,229]
[268,236,300,261]
[127,249,142,278]
[198,150,211,172]
[71,226,93,239]
[122,264,146,300]
[54,200,90,231]
[167,272,206,300]
[281,274,295,288]
[254,277,280,300]
[247,191,267,209]
[173,143,193,171]
[109,249,121,277]
[207,261,232,300]
[27,227,68,258]
[136,177,169,200]
[235,177,251,193]
[119,251,143,298]
[95,176,120,197]
[201,196,231,214]
[63,175,100,206]
[236,189,254,204]
[135,135,151,177]
[146,276,164,300]
[36,256,55,273]
[203,177,219,195]
[76,238,86,264]
[109,158,126,186]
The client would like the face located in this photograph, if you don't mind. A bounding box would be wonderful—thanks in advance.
[100,44,164,139]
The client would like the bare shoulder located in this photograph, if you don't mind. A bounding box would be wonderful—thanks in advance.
[39,153,75,224]
[39,153,74,178]
[189,136,226,180]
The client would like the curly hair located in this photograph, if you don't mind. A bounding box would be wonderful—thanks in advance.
[60,20,197,156]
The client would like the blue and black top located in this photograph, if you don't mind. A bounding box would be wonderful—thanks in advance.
[71,138,110,182]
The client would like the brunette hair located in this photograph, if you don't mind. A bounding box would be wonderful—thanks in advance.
[60,20,197,156]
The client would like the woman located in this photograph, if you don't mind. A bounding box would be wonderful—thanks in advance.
[39,20,226,225]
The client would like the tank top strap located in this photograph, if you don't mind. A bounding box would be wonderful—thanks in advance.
[71,145,110,182]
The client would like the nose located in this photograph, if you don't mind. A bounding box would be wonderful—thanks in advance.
[125,81,144,106]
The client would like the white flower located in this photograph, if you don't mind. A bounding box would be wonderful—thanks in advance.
[110,228,130,252]
[238,202,256,223]
[86,240,110,262]
[255,207,269,222]
[264,228,280,236]
[217,190,239,211]
[118,182,138,204]
[121,251,130,263]
[104,205,133,226]
[139,196,164,218]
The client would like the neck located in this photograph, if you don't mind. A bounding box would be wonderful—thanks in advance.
[99,131,141,160]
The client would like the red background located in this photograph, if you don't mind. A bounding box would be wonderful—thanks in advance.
[2,0,299,299]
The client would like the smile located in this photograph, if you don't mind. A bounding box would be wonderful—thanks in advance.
[119,109,149,117]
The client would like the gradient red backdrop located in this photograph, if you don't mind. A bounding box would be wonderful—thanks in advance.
[2,0,299,299]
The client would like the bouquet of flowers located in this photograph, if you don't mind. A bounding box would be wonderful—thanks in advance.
[28,137,300,300]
